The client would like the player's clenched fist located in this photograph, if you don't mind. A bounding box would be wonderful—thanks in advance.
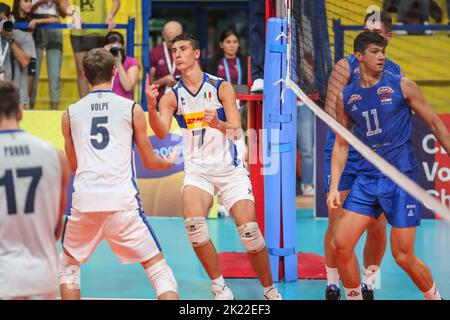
[326,189,341,210]
[145,74,160,110]
[204,108,220,128]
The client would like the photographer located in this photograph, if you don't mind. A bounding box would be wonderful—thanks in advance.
[0,2,36,109]
[104,31,139,100]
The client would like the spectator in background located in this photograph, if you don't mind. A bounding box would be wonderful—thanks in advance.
[249,0,265,92]
[69,0,121,98]
[0,1,36,109]
[104,31,139,100]
[12,0,39,108]
[395,0,432,35]
[216,28,246,86]
[297,100,315,196]
[30,0,68,110]
[149,20,182,100]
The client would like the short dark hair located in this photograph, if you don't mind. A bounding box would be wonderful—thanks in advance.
[0,2,11,16]
[354,31,387,54]
[106,31,125,46]
[82,48,115,85]
[363,10,393,31]
[0,81,20,120]
[172,33,200,51]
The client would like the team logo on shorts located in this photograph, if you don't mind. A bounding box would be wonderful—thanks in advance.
[406,204,416,217]
[347,94,362,105]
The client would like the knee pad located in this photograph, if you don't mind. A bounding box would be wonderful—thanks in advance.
[145,259,178,297]
[58,252,81,290]
[238,222,265,253]
[184,217,210,247]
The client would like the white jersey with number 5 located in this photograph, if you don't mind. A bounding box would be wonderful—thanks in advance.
[172,73,245,173]
[0,130,61,298]
[68,90,141,212]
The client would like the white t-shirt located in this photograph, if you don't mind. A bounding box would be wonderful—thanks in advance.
[172,73,245,174]
[68,90,142,212]
[0,130,61,298]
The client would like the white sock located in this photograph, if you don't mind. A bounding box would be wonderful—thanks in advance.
[363,265,380,290]
[212,275,225,286]
[422,283,441,300]
[344,286,362,300]
[326,266,340,286]
[263,284,277,295]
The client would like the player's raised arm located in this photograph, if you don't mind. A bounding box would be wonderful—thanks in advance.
[328,92,352,209]
[401,77,450,156]
[146,74,177,139]
[133,103,176,170]
[204,81,242,140]
[324,58,351,120]
[61,111,77,173]
[55,150,70,240]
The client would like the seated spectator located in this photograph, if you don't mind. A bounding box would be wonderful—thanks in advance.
[104,31,139,100]
[30,0,68,110]
[0,1,36,109]
[216,28,246,85]
[149,20,182,99]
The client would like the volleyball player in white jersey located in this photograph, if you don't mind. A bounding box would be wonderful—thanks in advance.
[0,81,70,300]
[59,49,179,300]
[146,34,281,300]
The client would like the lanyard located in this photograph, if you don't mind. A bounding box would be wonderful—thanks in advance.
[223,57,241,85]
[0,36,10,68]
[163,42,175,76]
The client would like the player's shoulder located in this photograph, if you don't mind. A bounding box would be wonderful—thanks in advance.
[384,58,402,74]
[204,73,224,88]
[23,132,57,155]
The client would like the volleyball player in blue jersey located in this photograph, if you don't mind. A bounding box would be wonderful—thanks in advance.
[328,32,450,300]
[323,11,400,300]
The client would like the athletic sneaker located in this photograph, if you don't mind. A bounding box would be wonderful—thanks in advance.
[361,283,374,300]
[302,184,314,196]
[325,284,341,300]
[250,79,264,93]
[264,287,282,300]
[211,283,234,300]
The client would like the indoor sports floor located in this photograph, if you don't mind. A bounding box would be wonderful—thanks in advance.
[65,209,450,300]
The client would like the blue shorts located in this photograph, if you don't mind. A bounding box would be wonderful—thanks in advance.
[342,171,422,228]
[324,150,360,194]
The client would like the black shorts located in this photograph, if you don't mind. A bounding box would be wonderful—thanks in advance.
[70,35,106,53]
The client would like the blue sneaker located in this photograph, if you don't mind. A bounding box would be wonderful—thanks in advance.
[361,283,374,300]
[325,284,341,300]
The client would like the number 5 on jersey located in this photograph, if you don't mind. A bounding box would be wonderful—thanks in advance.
[91,116,110,149]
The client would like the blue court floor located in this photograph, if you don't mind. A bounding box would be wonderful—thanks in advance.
[72,209,450,300]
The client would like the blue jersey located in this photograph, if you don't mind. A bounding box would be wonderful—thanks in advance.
[324,55,402,154]
[343,71,418,177]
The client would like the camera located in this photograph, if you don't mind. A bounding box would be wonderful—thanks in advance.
[2,20,14,33]
[109,46,120,57]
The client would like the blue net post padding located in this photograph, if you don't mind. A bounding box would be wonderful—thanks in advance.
[263,18,298,282]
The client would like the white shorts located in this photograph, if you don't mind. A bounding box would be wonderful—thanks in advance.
[62,209,161,264]
[182,167,254,211]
